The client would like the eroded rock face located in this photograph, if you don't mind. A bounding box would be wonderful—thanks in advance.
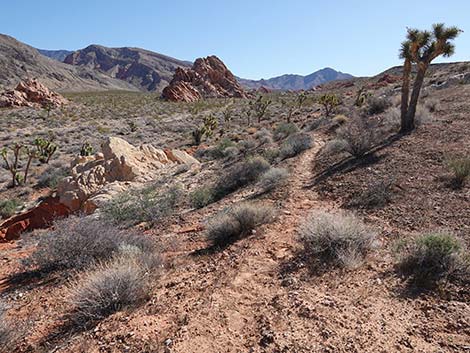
[162,55,247,102]
[57,137,199,212]
[0,78,68,108]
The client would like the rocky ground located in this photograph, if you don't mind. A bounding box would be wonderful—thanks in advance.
[0,62,469,352]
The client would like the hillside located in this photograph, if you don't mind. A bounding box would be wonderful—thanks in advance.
[37,49,73,62]
[239,67,354,90]
[64,45,192,91]
[0,34,138,92]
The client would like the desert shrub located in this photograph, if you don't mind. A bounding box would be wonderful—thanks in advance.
[382,107,401,132]
[320,138,349,157]
[396,232,469,286]
[102,185,181,227]
[24,217,156,274]
[238,139,257,155]
[261,147,280,163]
[447,156,470,187]
[347,179,393,209]
[366,96,391,115]
[306,116,329,131]
[337,115,377,158]
[298,211,377,268]
[424,98,440,113]
[0,302,17,352]
[213,156,270,200]
[274,123,299,141]
[209,138,237,159]
[223,146,240,159]
[67,255,152,326]
[207,202,275,246]
[258,167,289,193]
[254,128,273,144]
[37,165,69,188]
[279,132,312,160]
[0,199,21,219]
[190,186,215,209]
[332,114,349,126]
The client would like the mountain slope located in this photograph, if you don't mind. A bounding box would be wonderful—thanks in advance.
[0,34,138,92]
[64,45,191,92]
[37,49,73,62]
[239,67,354,90]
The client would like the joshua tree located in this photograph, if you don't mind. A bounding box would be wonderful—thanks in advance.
[192,115,218,145]
[249,96,272,123]
[296,91,308,109]
[1,143,38,187]
[33,137,58,163]
[318,93,340,117]
[399,24,461,133]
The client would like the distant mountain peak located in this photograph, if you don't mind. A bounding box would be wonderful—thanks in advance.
[239,68,353,91]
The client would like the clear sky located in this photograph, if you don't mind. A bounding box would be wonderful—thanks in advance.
[1,0,469,79]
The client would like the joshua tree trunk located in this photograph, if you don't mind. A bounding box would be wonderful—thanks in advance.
[402,62,428,133]
[400,58,411,132]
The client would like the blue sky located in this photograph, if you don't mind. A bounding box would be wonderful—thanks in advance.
[1,0,469,79]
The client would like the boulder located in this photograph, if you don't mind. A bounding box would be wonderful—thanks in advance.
[57,137,199,212]
[162,55,247,102]
[0,78,68,108]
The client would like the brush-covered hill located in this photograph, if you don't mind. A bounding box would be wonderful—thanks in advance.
[0,34,138,92]
[64,45,192,92]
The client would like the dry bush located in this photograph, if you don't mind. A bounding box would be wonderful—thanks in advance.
[254,128,274,144]
[337,115,377,158]
[213,156,270,200]
[273,123,299,141]
[258,167,289,193]
[103,185,181,227]
[447,156,470,188]
[347,179,394,209]
[396,232,469,287]
[366,96,391,115]
[279,132,313,160]
[319,138,349,157]
[207,202,275,246]
[0,302,17,352]
[24,217,156,274]
[67,254,154,327]
[298,211,377,268]
[190,186,215,209]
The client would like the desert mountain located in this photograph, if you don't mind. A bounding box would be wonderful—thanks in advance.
[239,67,353,90]
[63,45,191,92]
[37,49,73,62]
[0,34,137,92]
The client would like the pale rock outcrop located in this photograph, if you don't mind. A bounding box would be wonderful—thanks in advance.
[57,137,199,212]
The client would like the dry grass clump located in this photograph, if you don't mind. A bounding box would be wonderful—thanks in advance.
[258,167,289,193]
[102,185,181,227]
[279,132,312,160]
[395,232,469,287]
[24,217,156,274]
[298,210,377,268]
[446,156,470,188]
[67,251,157,327]
[207,202,275,247]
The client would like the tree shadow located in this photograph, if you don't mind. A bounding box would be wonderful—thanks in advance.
[307,133,405,187]
[0,269,61,295]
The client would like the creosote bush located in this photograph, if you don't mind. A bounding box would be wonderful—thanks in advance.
[207,202,275,247]
[396,232,469,287]
[279,132,312,160]
[103,185,181,227]
[298,211,377,268]
[24,217,156,274]
[190,186,215,209]
[258,167,289,193]
[0,199,21,219]
[67,254,155,327]
[447,156,470,188]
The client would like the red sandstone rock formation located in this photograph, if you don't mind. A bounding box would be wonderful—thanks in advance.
[162,55,247,102]
[0,78,68,108]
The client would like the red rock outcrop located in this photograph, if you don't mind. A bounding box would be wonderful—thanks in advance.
[0,197,70,242]
[0,78,68,108]
[162,55,247,102]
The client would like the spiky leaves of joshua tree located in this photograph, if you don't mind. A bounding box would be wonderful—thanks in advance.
[318,93,340,117]
[399,24,461,133]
